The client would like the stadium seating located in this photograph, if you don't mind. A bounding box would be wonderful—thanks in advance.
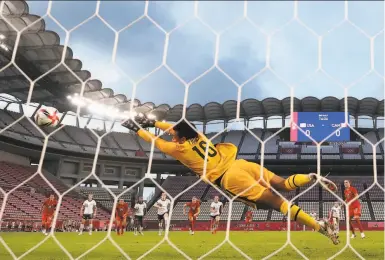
[226,202,246,221]
[298,184,320,201]
[144,204,160,221]
[159,176,195,197]
[0,159,383,223]
[169,202,186,221]
[298,202,319,219]
[248,207,269,221]
[204,186,226,201]
[179,181,208,200]
[144,175,384,222]
[0,161,110,220]
[371,202,384,221]
[196,201,217,221]
[223,130,243,148]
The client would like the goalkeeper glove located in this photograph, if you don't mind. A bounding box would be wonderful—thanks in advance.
[121,119,141,132]
[140,118,156,128]
[134,113,156,128]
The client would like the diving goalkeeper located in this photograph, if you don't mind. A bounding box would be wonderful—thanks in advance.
[122,117,339,245]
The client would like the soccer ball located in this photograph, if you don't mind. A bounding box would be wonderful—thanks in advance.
[34,107,60,127]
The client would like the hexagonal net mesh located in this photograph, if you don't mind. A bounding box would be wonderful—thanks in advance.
[0,1,383,260]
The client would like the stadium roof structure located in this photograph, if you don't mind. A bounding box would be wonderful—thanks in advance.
[0,1,383,124]
[0,0,120,111]
[167,97,384,123]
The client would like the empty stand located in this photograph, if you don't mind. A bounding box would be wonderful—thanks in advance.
[169,202,185,221]
[223,130,243,148]
[0,161,110,220]
[371,202,384,221]
[248,207,269,221]
[160,176,193,197]
[270,210,285,221]
[144,204,160,221]
[204,187,226,201]
[180,181,208,200]
[263,131,279,154]
[298,184,320,201]
[368,184,384,200]
[298,202,319,219]
[196,202,213,221]
[239,129,262,155]
[227,202,245,221]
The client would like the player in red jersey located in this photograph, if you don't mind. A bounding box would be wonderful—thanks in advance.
[115,199,129,236]
[183,196,201,235]
[244,210,253,232]
[344,180,365,239]
[245,210,253,224]
[41,194,57,235]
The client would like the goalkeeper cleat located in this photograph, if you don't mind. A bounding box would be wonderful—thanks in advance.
[309,173,338,192]
[318,221,340,245]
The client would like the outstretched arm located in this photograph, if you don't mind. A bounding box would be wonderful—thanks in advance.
[155,122,176,136]
[137,129,177,155]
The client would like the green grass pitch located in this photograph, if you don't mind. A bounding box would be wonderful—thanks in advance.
[0,231,383,259]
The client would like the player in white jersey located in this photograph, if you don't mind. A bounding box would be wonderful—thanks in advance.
[79,194,97,235]
[329,202,341,238]
[210,196,223,234]
[154,192,171,236]
[134,197,147,235]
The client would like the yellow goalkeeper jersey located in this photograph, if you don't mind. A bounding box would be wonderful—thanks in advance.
[137,122,237,183]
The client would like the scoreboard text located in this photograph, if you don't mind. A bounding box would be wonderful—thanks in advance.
[290,112,350,142]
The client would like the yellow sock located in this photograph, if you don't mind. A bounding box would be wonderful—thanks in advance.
[284,174,311,190]
[280,201,320,231]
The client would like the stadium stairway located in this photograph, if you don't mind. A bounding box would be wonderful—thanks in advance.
[376,130,384,155]
[235,130,246,158]
[200,185,211,201]
[241,204,249,220]
[363,183,376,221]
[256,130,266,160]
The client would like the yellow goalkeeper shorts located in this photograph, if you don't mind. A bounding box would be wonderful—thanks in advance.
[218,159,276,207]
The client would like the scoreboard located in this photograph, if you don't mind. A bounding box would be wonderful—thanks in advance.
[290,112,350,142]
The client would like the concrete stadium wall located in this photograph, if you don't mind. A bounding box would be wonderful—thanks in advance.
[0,150,30,166]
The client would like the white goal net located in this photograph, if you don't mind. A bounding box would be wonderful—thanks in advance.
[0,1,383,260]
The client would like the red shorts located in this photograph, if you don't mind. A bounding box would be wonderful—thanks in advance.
[245,218,252,223]
[42,214,53,223]
[188,212,197,220]
[115,216,127,222]
[349,205,361,218]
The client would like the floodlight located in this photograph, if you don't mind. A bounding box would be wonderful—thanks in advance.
[0,43,9,52]
[147,113,156,120]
